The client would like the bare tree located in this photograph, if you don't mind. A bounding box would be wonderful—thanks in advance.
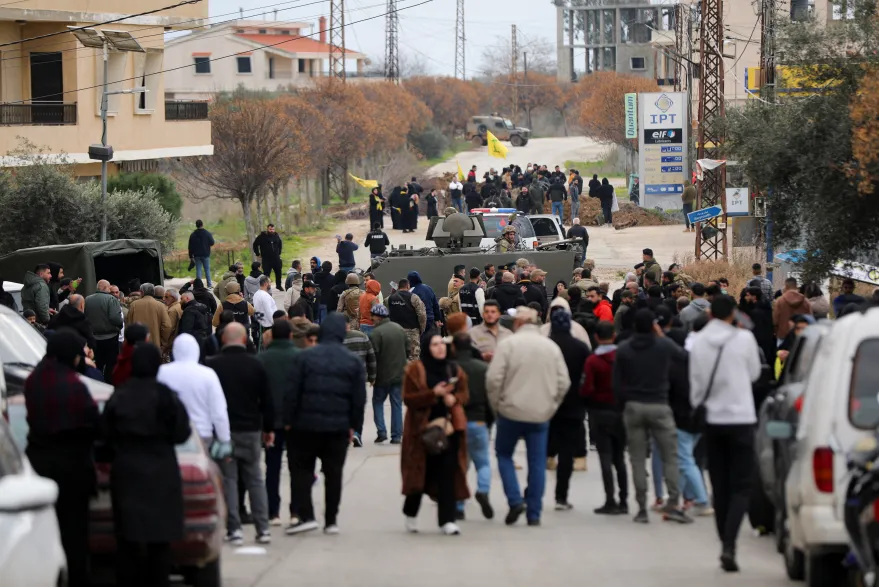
[479,34,556,78]
[366,51,430,79]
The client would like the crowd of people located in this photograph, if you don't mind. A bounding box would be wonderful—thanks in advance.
[10,204,879,587]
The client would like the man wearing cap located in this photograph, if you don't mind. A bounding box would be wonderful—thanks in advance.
[641,249,662,289]
[291,280,318,322]
[367,304,408,444]
[487,306,570,526]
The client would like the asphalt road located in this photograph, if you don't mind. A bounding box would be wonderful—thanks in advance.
[219,410,792,587]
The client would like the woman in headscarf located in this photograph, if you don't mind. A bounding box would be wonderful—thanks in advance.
[112,324,150,386]
[24,329,99,587]
[102,344,191,587]
[400,334,470,536]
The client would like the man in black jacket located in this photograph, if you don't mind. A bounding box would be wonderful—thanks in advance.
[178,291,211,351]
[253,224,284,291]
[364,223,390,259]
[208,323,274,545]
[489,271,527,313]
[313,261,334,324]
[284,313,366,535]
[48,294,96,352]
[517,270,547,317]
[188,219,215,288]
[291,281,318,322]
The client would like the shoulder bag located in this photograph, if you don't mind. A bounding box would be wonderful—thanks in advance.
[692,339,731,433]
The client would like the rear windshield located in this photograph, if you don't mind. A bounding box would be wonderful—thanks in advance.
[849,338,879,429]
[482,216,535,239]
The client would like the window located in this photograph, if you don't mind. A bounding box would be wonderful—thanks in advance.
[236,56,252,74]
[236,28,245,33]
[95,51,127,115]
[0,420,23,478]
[602,10,615,44]
[194,56,211,74]
[134,50,163,112]
[631,57,646,70]
[531,218,560,238]
[280,29,291,35]
[258,28,267,34]
[495,121,505,129]
[298,58,307,73]
[850,338,879,429]
[603,47,616,71]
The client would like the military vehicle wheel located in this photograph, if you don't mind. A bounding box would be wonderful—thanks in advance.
[521,139,529,146]
[510,135,524,147]
[472,136,485,147]
[477,123,488,134]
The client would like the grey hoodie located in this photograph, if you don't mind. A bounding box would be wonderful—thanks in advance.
[679,297,711,331]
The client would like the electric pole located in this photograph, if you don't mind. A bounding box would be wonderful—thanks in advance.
[695,0,727,260]
[674,4,684,92]
[454,0,465,79]
[524,51,532,129]
[324,0,349,205]
[511,24,518,124]
[759,0,778,278]
[385,0,399,83]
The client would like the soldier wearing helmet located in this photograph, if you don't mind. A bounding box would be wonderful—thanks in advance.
[498,224,518,253]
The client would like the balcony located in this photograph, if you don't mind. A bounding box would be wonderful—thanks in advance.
[0,102,77,126]
[165,101,209,121]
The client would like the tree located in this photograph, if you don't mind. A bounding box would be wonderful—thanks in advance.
[180,98,297,252]
[108,172,183,218]
[479,34,556,77]
[404,76,481,136]
[578,72,659,154]
[725,3,879,277]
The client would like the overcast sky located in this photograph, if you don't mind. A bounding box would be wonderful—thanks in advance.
[204,0,559,76]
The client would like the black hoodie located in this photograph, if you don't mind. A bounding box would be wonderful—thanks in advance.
[490,282,527,313]
[549,327,591,420]
[314,261,335,306]
[328,269,348,313]
[613,333,687,405]
[48,306,96,350]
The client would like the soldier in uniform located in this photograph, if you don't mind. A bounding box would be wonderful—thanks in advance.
[337,273,363,331]
[387,278,427,362]
[497,225,518,253]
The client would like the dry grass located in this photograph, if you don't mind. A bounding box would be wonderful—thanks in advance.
[675,249,764,298]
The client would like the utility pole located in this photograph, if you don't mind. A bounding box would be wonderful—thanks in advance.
[454,0,465,79]
[760,0,778,278]
[325,0,349,205]
[695,0,727,260]
[674,4,684,92]
[385,0,399,84]
[511,24,518,124]
[523,51,532,129]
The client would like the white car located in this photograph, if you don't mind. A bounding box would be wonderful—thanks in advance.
[2,281,22,313]
[527,214,566,246]
[468,209,540,251]
[0,416,67,587]
[770,306,879,587]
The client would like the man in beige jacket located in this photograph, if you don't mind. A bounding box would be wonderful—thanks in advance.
[127,283,173,350]
[487,306,569,527]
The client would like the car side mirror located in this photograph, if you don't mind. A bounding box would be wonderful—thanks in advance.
[766,420,794,440]
[0,474,58,513]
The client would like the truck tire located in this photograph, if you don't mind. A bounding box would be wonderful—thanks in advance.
[510,135,524,147]
[521,139,529,146]
[477,124,488,134]
[805,551,844,587]
[472,136,484,147]
[785,539,805,581]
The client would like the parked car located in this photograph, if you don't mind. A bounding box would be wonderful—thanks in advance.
[753,322,831,549]
[2,280,22,313]
[0,304,225,587]
[768,308,879,587]
[527,214,566,246]
[469,210,539,251]
[0,416,67,587]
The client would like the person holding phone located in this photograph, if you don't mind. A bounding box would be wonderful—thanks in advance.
[400,334,470,536]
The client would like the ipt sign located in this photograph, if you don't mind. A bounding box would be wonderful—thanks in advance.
[648,94,678,126]
[638,92,688,211]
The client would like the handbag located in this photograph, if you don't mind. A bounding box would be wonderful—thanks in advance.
[692,339,730,432]
[422,417,453,455]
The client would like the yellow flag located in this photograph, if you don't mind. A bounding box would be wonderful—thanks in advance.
[349,173,378,189]
[486,130,508,160]
[456,159,465,181]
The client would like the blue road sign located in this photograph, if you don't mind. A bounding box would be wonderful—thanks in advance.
[687,205,723,224]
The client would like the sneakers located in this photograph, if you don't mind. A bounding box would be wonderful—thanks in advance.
[475,492,494,520]
[662,506,694,524]
[593,503,620,515]
[225,529,244,546]
[288,515,300,527]
[256,531,271,544]
[390,438,401,445]
[352,434,363,448]
[375,435,388,444]
[441,522,461,535]
[651,499,665,512]
[546,457,557,471]
[555,501,574,511]
[692,504,715,517]
[455,510,466,521]
[527,518,541,527]
[633,509,650,524]
[269,517,282,527]
[405,517,418,533]
[285,519,319,535]
[573,457,587,471]
[720,549,739,572]
[324,525,340,535]
[618,503,629,515]
[505,503,526,526]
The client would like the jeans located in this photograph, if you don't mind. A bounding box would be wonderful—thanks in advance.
[194,256,212,286]
[339,265,355,273]
[551,201,564,221]
[264,428,296,519]
[623,402,680,510]
[263,258,283,291]
[316,304,327,325]
[221,431,270,534]
[457,422,491,512]
[683,203,694,229]
[360,324,374,336]
[601,200,613,225]
[404,434,460,526]
[289,430,349,526]
[590,409,628,505]
[452,197,464,212]
[678,429,709,505]
[571,198,580,220]
[495,416,549,521]
[373,384,402,441]
[706,424,755,549]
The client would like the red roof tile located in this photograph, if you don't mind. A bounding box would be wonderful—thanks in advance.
[234,33,363,56]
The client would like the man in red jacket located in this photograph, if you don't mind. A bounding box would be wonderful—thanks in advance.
[582,322,628,514]
[587,286,614,322]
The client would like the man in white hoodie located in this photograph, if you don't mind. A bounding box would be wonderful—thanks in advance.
[689,295,762,573]
[158,334,231,450]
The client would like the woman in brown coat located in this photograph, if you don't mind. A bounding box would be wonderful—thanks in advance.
[401,334,470,535]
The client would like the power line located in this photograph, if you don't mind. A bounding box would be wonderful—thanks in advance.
[0,0,203,48]
[17,0,434,104]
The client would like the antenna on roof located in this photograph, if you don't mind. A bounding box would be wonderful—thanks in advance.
[273,9,278,20]
[239,7,243,18]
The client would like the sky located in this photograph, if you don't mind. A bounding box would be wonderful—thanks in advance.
[202,0,559,76]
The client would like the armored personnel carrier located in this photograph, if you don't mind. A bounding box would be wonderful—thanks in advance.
[368,211,580,296]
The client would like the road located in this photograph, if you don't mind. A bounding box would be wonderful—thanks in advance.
[426,137,612,178]
[220,410,790,587]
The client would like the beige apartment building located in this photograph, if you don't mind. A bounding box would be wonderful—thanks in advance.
[164,18,373,101]
[0,0,212,176]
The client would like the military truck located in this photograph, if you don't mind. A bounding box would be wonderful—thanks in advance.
[465,115,531,147]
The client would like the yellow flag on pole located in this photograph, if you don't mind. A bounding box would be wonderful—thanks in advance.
[486,131,508,160]
[456,159,465,181]
[349,173,379,189]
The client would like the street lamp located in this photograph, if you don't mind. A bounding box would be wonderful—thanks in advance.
[69,27,145,242]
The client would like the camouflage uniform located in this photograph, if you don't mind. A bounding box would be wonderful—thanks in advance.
[404,328,421,362]
[337,286,363,331]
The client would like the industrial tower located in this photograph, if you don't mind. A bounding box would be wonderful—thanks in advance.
[511,24,518,123]
[385,0,399,83]
[324,0,349,204]
[454,0,465,79]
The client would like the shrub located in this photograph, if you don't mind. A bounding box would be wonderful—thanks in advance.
[108,171,183,218]
[408,126,449,159]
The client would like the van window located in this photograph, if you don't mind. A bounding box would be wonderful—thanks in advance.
[849,338,879,429]
[531,217,560,238]
[482,216,535,239]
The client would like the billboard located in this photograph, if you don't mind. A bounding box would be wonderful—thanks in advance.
[638,92,688,211]
[624,93,637,139]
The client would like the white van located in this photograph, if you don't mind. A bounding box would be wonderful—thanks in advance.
[469,209,539,251]
[772,306,879,586]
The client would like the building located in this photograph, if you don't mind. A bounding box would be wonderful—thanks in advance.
[0,0,212,176]
[163,18,373,101]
